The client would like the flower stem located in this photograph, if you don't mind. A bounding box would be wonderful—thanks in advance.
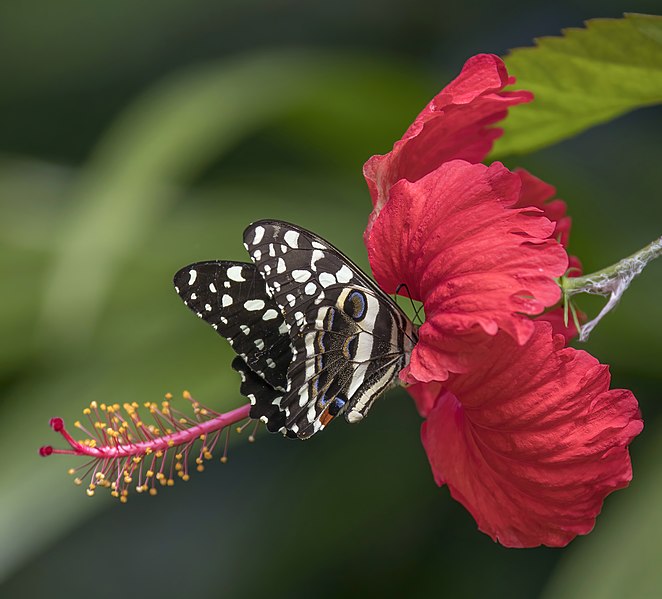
[562,236,662,341]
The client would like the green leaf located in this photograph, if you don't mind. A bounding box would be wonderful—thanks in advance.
[491,14,662,158]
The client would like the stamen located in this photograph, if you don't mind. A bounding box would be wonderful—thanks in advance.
[40,392,252,501]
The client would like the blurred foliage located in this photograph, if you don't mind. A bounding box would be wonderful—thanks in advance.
[1,2,661,598]
[493,13,662,156]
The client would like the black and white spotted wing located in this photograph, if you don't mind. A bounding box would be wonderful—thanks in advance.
[243,220,418,439]
[173,261,293,432]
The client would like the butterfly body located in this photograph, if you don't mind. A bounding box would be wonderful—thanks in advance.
[174,220,417,439]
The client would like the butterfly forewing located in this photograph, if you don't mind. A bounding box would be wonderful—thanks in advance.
[173,260,292,393]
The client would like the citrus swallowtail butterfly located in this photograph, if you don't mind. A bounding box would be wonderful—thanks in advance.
[173,221,417,439]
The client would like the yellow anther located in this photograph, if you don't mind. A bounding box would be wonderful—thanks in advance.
[200,409,208,416]
[220,456,228,464]
[149,488,157,496]
[203,451,212,460]
[175,463,183,471]
[74,421,82,428]
[145,447,152,455]
[179,418,187,424]
[67,468,75,476]
[182,474,190,482]
[74,477,83,485]
[156,472,164,480]
[167,440,175,447]
[120,496,128,504]
[83,408,91,415]
[195,457,203,465]
[90,401,98,409]
[175,453,183,461]
[132,456,141,464]
[248,435,256,443]
[155,451,163,458]
[111,491,119,498]
[183,390,191,400]
[197,465,204,472]
[146,470,154,478]
[100,403,107,411]
[95,472,105,480]
[167,479,174,487]
[165,393,173,400]
[124,477,132,484]
[86,488,95,497]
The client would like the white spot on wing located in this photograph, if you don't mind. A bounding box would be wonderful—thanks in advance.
[188,270,197,285]
[336,265,353,284]
[205,303,212,311]
[284,230,300,248]
[244,299,265,311]
[263,309,279,321]
[252,225,265,245]
[293,269,311,283]
[209,283,217,293]
[277,258,286,274]
[312,241,326,250]
[222,294,233,307]
[319,272,336,288]
[304,282,317,295]
[240,325,250,335]
[254,338,265,350]
[227,266,245,282]
[311,250,325,271]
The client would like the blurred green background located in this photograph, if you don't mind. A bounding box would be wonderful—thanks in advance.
[1,1,661,598]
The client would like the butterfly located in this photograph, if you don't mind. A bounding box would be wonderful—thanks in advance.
[173,220,418,440]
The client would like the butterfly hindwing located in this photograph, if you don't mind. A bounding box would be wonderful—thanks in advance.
[243,221,417,439]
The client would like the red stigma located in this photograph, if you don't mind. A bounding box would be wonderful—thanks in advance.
[49,417,65,432]
[39,445,54,457]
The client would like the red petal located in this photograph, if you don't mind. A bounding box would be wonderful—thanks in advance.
[364,54,532,228]
[367,160,568,382]
[420,322,643,548]
[514,168,572,248]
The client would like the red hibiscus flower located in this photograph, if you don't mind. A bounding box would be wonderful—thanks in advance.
[364,54,643,547]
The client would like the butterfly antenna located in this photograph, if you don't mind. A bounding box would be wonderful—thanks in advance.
[395,283,424,326]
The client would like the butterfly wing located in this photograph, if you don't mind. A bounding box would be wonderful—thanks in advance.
[173,260,292,431]
[243,220,417,439]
